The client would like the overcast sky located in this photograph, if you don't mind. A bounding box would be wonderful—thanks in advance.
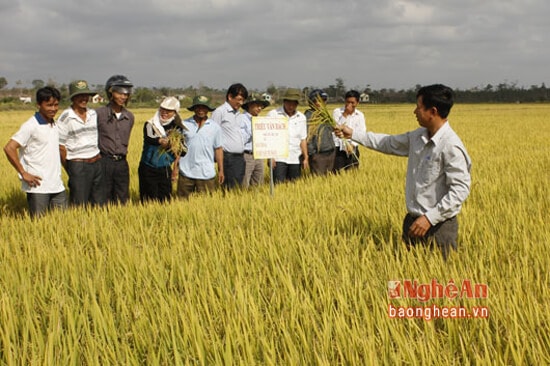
[1,0,548,91]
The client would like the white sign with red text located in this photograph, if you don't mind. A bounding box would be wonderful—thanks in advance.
[252,117,289,159]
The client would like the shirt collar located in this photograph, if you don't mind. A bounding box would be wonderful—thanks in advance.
[429,121,450,146]
[35,112,53,125]
[277,107,300,118]
[68,107,91,121]
[223,101,238,113]
[340,107,360,116]
[186,116,212,126]
[108,104,129,120]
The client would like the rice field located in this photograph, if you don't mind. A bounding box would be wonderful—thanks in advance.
[0,103,548,365]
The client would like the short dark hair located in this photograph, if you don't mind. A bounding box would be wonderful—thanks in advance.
[344,90,360,101]
[416,84,454,118]
[226,83,248,100]
[36,86,61,104]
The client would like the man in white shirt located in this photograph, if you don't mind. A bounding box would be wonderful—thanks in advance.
[332,90,366,172]
[58,80,104,206]
[336,84,471,259]
[267,88,309,183]
[4,87,67,217]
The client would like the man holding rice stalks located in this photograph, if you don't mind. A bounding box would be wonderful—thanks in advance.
[335,84,471,259]
[138,96,185,203]
[305,89,336,175]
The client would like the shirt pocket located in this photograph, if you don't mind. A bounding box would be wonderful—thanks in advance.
[419,156,442,185]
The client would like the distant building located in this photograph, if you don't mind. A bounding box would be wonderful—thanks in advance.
[360,92,370,103]
[262,93,273,105]
[91,94,104,104]
[19,96,32,104]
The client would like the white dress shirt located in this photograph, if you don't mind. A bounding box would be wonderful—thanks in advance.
[333,107,366,149]
[352,122,472,225]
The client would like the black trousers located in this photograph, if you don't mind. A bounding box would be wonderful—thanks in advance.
[138,163,173,203]
[66,159,105,206]
[273,162,301,184]
[223,152,245,190]
[101,157,130,204]
[333,147,360,172]
[402,214,458,260]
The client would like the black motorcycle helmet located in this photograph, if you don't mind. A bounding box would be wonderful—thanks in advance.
[105,74,133,100]
[308,89,328,106]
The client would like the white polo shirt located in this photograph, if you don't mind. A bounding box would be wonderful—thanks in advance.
[11,113,65,194]
[57,107,100,160]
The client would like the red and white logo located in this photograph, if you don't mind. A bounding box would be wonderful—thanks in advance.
[388,279,488,302]
[388,280,401,299]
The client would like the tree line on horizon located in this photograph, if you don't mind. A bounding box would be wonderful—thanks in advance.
[0,76,548,107]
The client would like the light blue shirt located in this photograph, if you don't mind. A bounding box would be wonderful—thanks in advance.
[238,111,253,151]
[211,101,244,153]
[352,122,472,225]
[179,117,222,180]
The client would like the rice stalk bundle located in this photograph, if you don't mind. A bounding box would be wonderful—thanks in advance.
[156,127,187,158]
[308,95,357,157]
[164,128,187,157]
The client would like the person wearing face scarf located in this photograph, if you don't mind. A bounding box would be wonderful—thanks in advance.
[138,96,184,202]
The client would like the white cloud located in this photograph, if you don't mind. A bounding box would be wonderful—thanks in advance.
[0,0,548,90]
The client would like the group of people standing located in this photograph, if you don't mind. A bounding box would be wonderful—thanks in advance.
[4,79,354,217]
[4,75,136,217]
[4,78,471,259]
[138,84,369,198]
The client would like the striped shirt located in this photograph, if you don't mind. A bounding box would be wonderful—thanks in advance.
[57,107,100,160]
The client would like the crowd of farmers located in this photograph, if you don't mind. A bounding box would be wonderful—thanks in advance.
[4,76,471,259]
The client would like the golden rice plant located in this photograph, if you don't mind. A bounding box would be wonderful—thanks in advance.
[0,104,548,364]
[164,128,187,157]
[308,95,357,157]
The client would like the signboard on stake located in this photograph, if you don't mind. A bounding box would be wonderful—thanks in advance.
[252,116,289,196]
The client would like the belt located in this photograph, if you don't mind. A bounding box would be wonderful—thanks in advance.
[224,151,244,156]
[102,153,126,161]
[244,150,253,154]
[69,154,101,163]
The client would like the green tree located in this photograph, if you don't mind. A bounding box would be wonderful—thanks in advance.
[32,79,45,89]
[133,87,157,104]
[0,77,7,89]
[266,83,277,96]
[335,77,346,99]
